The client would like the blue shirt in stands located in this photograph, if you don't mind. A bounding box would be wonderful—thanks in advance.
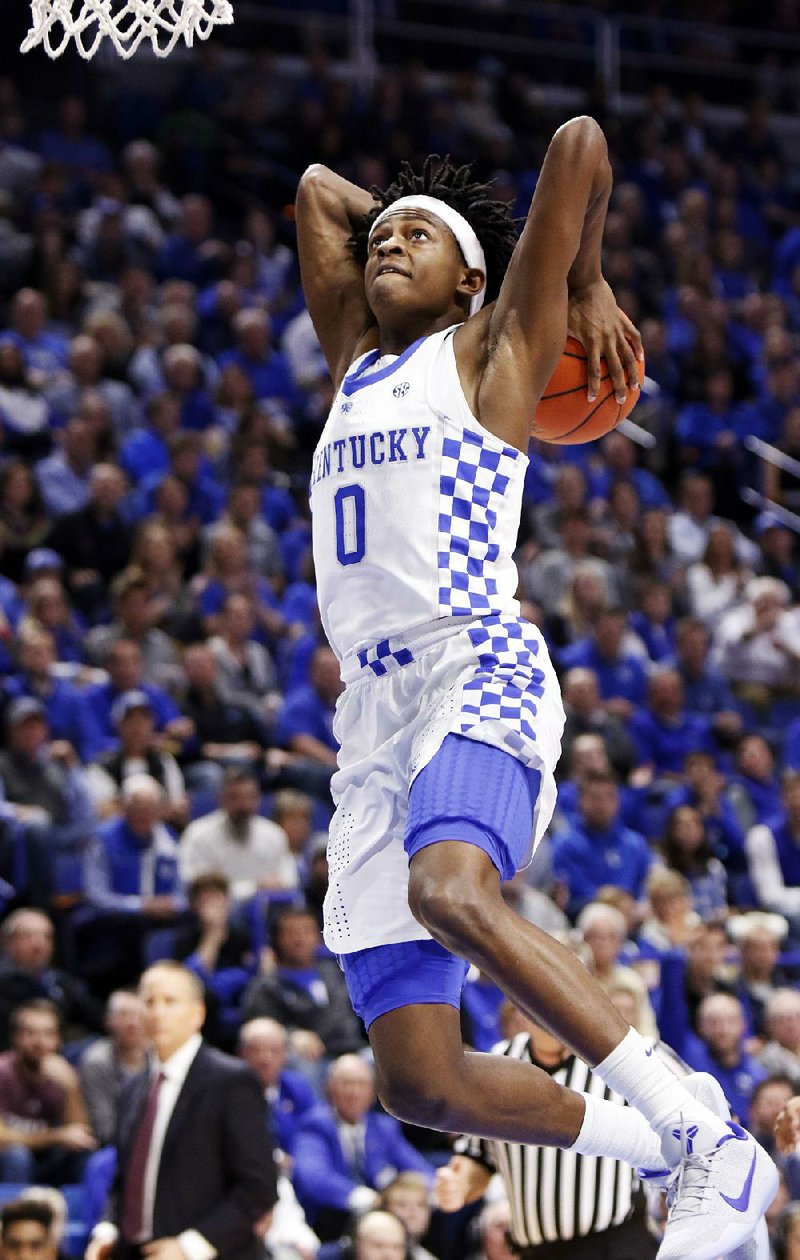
[784,718,800,771]
[682,1036,767,1125]
[281,582,318,632]
[4,675,101,763]
[675,401,741,467]
[730,774,784,827]
[552,818,653,918]
[559,639,648,707]
[5,328,69,377]
[279,522,312,582]
[156,234,220,286]
[679,664,739,719]
[275,686,337,753]
[629,613,676,664]
[84,816,184,912]
[84,680,180,760]
[629,709,716,775]
[663,784,746,870]
[217,347,301,407]
[262,484,297,535]
[35,450,91,516]
[133,470,224,526]
[198,577,281,624]
[462,976,505,1052]
[119,429,170,485]
[269,1069,316,1156]
[589,466,671,511]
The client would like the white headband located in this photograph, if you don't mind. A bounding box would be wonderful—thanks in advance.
[369,194,487,316]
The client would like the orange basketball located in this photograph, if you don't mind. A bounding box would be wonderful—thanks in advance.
[532,335,645,445]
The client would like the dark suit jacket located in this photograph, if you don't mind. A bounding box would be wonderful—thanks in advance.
[292,1103,433,1222]
[112,1042,277,1260]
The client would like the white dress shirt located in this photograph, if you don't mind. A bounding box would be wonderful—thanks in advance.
[94,1033,216,1260]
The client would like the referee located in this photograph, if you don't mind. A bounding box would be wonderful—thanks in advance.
[436,1008,659,1259]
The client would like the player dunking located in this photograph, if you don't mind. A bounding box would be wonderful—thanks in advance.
[296,117,776,1259]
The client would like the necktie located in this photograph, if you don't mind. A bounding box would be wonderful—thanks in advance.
[344,1125,366,1182]
[120,1072,164,1242]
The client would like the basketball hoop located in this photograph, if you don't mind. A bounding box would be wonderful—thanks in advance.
[21,0,234,60]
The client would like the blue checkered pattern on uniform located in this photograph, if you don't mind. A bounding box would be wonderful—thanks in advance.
[357,638,415,676]
[457,617,546,752]
[437,428,520,616]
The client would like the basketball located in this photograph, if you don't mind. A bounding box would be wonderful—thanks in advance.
[532,335,645,445]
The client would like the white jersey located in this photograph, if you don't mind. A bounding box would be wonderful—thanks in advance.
[310,324,565,955]
[310,325,527,662]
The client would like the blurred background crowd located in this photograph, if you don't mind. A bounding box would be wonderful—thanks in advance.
[0,0,800,1256]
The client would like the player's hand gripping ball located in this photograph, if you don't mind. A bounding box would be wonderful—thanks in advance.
[532,335,645,445]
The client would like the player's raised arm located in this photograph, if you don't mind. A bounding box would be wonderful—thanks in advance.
[477,117,639,446]
[295,165,379,386]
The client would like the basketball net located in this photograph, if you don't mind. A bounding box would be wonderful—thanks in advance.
[22,0,234,60]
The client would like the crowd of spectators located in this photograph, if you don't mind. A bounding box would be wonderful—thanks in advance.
[0,16,799,1260]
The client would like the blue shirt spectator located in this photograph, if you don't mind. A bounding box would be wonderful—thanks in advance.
[588,431,671,510]
[217,310,301,407]
[559,608,648,715]
[681,993,767,1124]
[155,194,223,286]
[783,717,800,771]
[675,617,742,728]
[35,417,97,517]
[675,370,741,469]
[461,973,505,1052]
[629,668,716,779]
[132,431,224,526]
[275,646,341,761]
[728,735,784,833]
[292,1054,432,1237]
[84,776,185,915]
[551,772,652,919]
[5,290,69,380]
[4,626,100,763]
[83,639,183,760]
[663,752,747,874]
[238,1017,316,1157]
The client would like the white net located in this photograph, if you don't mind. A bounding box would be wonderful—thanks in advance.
[22,0,234,60]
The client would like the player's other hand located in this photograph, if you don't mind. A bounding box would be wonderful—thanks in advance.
[568,276,642,404]
[775,1096,800,1154]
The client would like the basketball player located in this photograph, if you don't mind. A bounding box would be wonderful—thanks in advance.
[295,117,776,1259]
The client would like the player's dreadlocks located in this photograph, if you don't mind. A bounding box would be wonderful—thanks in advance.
[348,155,519,306]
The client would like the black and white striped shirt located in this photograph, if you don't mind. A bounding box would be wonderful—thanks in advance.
[457,1034,647,1246]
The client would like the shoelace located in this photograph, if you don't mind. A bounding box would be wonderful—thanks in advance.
[664,1115,720,1223]
[666,1150,717,1221]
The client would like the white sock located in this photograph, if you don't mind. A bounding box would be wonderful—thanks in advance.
[594,1028,728,1146]
[570,1091,664,1169]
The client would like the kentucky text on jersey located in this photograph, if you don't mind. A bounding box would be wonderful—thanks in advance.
[310,425,431,487]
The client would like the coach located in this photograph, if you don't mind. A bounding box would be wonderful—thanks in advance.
[87,961,277,1260]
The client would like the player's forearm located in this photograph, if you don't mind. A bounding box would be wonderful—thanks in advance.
[557,119,612,293]
[296,165,376,235]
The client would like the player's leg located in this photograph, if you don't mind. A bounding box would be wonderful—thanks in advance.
[343,940,663,1168]
[403,735,777,1260]
[404,735,636,1061]
[408,837,630,1062]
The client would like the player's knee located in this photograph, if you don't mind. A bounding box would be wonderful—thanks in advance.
[408,866,496,955]
[376,1066,456,1130]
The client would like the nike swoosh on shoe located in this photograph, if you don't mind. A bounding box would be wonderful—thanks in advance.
[720,1149,757,1213]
